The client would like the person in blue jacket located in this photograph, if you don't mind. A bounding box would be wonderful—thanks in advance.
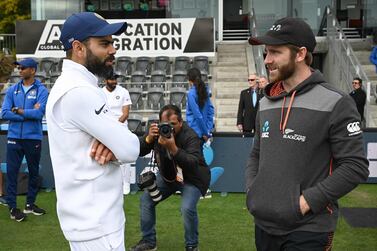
[186,67,214,145]
[1,58,48,222]
[370,45,377,73]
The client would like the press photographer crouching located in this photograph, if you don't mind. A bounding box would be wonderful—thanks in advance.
[130,104,210,251]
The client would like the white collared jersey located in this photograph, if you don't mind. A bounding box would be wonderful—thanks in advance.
[102,85,131,126]
[46,59,139,241]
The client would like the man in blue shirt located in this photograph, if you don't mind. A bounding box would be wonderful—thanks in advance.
[1,58,49,222]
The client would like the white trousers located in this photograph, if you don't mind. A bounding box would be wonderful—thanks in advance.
[69,225,125,251]
[120,163,135,195]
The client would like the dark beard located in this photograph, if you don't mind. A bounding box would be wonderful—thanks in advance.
[106,83,116,91]
[274,58,295,83]
[85,48,115,79]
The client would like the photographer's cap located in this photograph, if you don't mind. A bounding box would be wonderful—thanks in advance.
[14,58,38,70]
[60,12,127,51]
[248,17,316,52]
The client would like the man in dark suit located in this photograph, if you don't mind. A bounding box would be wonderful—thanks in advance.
[237,73,263,136]
[349,77,366,121]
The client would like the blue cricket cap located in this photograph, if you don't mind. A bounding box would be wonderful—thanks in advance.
[14,58,38,70]
[60,12,127,51]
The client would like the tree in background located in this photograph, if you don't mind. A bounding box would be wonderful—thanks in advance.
[0,0,31,34]
[0,53,14,87]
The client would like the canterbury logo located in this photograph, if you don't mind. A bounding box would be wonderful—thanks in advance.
[347,122,361,136]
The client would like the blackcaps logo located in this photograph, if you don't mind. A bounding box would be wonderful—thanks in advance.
[347,122,362,136]
[283,128,306,142]
[261,121,270,138]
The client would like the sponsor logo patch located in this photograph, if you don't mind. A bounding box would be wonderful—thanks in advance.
[261,121,270,138]
[95,104,106,115]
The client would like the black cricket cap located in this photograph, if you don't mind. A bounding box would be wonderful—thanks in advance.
[249,17,316,52]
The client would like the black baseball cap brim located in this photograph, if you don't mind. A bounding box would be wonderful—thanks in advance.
[249,35,288,46]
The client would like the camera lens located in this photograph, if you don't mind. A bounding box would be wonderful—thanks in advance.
[137,171,162,202]
[158,123,172,138]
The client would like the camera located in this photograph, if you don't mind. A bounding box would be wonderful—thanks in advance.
[158,122,174,138]
[137,171,162,202]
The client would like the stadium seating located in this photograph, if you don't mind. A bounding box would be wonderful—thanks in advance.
[200,70,208,83]
[135,56,152,75]
[154,56,171,75]
[169,87,187,110]
[172,70,188,89]
[39,57,57,76]
[127,113,144,133]
[115,56,133,77]
[56,58,64,73]
[128,87,144,110]
[12,55,211,115]
[193,56,209,74]
[174,56,191,72]
[146,87,165,110]
[130,70,147,90]
[150,70,167,89]
[49,72,61,84]
[34,71,47,83]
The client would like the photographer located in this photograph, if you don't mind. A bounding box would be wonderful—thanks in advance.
[130,104,210,251]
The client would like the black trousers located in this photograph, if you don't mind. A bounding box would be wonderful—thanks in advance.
[255,225,334,251]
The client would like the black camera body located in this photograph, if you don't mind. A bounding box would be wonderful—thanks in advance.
[158,122,174,138]
[137,171,162,202]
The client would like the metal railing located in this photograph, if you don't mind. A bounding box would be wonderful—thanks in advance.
[249,8,267,78]
[326,6,375,127]
[0,34,16,54]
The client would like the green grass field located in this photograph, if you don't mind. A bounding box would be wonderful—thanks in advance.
[0,184,376,251]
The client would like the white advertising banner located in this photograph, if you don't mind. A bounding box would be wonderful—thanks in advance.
[16,18,215,58]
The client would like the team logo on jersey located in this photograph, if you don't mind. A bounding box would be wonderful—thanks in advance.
[347,121,361,136]
[116,95,120,100]
[261,121,270,138]
[283,128,306,142]
[27,89,37,99]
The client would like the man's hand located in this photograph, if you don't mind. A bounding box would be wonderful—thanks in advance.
[299,195,310,216]
[12,107,24,115]
[34,103,41,109]
[146,123,159,144]
[237,124,243,132]
[202,135,209,142]
[90,139,116,165]
[158,135,178,156]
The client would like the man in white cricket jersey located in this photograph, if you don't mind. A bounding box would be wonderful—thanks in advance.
[46,12,139,251]
[102,71,134,195]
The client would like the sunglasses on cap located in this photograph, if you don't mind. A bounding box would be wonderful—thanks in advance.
[248,78,256,81]
[18,66,27,70]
